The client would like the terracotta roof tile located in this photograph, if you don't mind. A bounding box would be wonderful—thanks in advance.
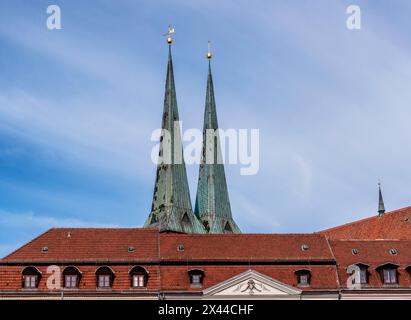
[1,228,159,263]
[319,206,411,240]
[159,233,334,261]
[329,240,411,288]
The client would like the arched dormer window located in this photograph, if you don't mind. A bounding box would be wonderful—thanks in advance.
[22,266,42,289]
[348,263,369,285]
[129,266,149,288]
[63,266,82,289]
[188,269,204,288]
[295,269,311,286]
[96,266,115,289]
[376,263,399,285]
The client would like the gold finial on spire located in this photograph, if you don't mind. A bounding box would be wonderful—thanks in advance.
[164,25,175,44]
[207,41,212,60]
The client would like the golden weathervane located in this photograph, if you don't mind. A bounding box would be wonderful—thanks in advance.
[164,25,175,44]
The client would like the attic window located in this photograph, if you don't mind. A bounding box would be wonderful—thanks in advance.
[389,248,397,255]
[295,269,311,286]
[41,246,48,253]
[301,244,309,251]
[352,248,359,255]
[128,246,136,253]
[177,244,185,252]
[383,268,397,284]
[188,269,204,288]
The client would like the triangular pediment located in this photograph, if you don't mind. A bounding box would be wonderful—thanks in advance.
[203,269,302,299]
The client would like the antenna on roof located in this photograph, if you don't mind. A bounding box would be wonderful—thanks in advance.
[378,180,386,217]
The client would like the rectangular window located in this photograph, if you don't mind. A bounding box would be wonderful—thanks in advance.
[133,275,145,287]
[24,275,37,288]
[98,275,110,288]
[191,274,201,285]
[359,269,367,284]
[299,274,309,285]
[383,269,397,284]
[65,275,77,288]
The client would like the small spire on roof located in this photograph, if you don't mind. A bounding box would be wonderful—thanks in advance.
[378,180,386,217]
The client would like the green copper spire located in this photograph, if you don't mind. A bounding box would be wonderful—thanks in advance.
[378,182,386,217]
[195,54,241,234]
[144,42,206,234]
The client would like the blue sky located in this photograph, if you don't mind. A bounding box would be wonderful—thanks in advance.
[1,0,411,257]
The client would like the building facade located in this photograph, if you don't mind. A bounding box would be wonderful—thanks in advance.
[1,39,410,300]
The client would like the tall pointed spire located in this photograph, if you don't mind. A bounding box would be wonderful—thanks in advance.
[194,43,241,233]
[378,181,386,217]
[144,29,206,233]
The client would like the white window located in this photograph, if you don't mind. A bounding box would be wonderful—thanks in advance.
[383,269,397,284]
[98,275,111,288]
[24,275,37,288]
[65,275,77,288]
[133,274,145,287]
[359,269,367,284]
[299,274,309,285]
[192,274,201,285]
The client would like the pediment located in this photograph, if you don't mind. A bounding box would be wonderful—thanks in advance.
[203,269,302,298]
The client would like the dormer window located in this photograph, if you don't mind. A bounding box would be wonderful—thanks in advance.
[22,266,42,289]
[350,264,369,285]
[25,275,37,288]
[188,269,204,288]
[63,266,82,289]
[359,268,368,284]
[383,268,397,284]
[295,269,311,286]
[376,263,399,285]
[129,266,149,288]
[96,266,115,289]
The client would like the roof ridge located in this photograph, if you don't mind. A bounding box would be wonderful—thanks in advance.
[329,239,409,243]
[1,228,54,261]
[160,233,325,237]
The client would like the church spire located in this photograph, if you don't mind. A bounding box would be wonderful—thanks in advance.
[144,29,206,233]
[194,43,241,233]
[378,181,386,217]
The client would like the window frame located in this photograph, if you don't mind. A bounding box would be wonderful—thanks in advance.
[98,274,111,288]
[132,274,145,288]
[65,274,78,289]
[383,268,397,284]
[24,275,38,289]
[22,266,42,289]
[129,266,149,289]
[95,266,115,289]
[295,269,311,286]
[62,266,82,289]
[188,269,204,288]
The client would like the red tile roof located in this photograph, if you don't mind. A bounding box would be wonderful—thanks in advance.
[159,233,334,261]
[1,228,159,263]
[1,229,335,263]
[329,240,411,288]
[319,206,411,240]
